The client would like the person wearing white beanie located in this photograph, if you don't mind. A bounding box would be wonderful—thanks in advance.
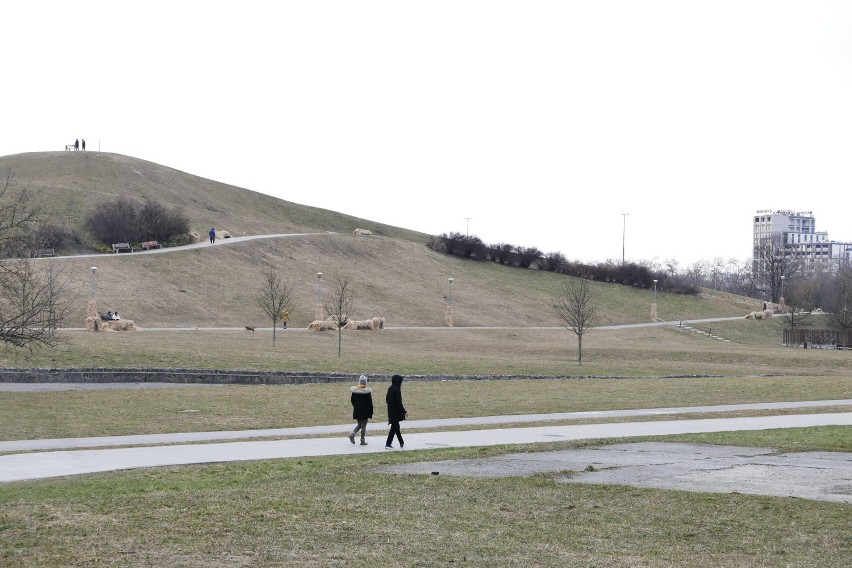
[348,375,373,445]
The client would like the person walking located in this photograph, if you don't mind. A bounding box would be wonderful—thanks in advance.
[82,139,86,151]
[385,374,407,449]
[349,375,373,445]
[209,227,216,244]
[74,139,79,151]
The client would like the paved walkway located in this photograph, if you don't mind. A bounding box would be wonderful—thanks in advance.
[0,402,849,483]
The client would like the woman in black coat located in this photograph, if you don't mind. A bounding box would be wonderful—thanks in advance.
[385,374,407,449]
[349,375,373,445]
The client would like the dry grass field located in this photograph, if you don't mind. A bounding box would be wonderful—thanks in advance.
[1,151,850,567]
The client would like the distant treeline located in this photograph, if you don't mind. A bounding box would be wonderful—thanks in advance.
[427,232,699,295]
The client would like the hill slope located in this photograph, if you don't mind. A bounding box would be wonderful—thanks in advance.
[0,151,428,245]
[3,151,759,328]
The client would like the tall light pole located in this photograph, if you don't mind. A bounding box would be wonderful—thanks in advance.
[621,213,628,264]
[315,272,323,321]
[90,267,98,300]
[446,277,454,327]
[465,218,472,238]
[650,278,658,322]
[780,275,785,306]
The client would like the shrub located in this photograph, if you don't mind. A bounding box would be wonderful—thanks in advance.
[87,197,189,245]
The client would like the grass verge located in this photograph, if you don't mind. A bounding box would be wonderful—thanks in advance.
[0,428,848,567]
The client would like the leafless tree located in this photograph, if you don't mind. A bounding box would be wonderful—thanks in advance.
[779,278,812,330]
[824,265,852,330]
[0,170,73,350]
[752,232,802,303]
[553,277,601,365]
[323,273,356,357]
[255,270,294,346]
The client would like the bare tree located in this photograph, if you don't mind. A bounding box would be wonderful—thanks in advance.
[779,278,812,330]
[0,260,73,350]
[255,270,294,346]
[553,277,601,365]
[323,273,356,357]
[752,233,802,303]
[0,170,72,350]
[824,265,852,330]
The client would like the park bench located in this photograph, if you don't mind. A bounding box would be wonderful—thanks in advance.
[141,240,161,250]
[112,242,133,253]
[32,248,56,258]
[65,145,75,151]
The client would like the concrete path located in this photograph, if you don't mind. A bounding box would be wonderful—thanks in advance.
[1,412,849,483]
[2,399,849,452]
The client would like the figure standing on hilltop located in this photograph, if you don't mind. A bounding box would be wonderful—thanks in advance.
[74,139,79,151]
[348,375,373,445]
[82,139,86,151]
[209,227,216,244]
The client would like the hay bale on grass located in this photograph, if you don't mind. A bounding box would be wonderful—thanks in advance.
[308,320,337,331]
[343,317,385,330]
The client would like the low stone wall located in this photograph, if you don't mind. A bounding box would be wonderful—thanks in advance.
[0,368,725,385]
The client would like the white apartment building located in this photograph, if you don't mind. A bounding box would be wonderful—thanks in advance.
[753,210,852,271]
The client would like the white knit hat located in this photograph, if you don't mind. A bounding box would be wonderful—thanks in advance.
[358,375,368,385]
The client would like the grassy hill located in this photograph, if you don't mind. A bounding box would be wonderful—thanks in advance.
[3,151,760,330]
[0,151,427,246]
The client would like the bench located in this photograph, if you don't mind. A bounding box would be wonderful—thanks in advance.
[65,145,76,151]
[32,248,56,258]
[112,242,133,253]
[141,240,161,250]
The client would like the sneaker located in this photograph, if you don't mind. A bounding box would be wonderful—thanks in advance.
[400,443,404,449]
[360,440,368,446]
[348,433,355,444]
[385,445,394,449]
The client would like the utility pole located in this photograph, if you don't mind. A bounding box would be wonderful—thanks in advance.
[465,217,473,238]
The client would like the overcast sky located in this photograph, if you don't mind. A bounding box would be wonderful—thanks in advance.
[3,1,850,266]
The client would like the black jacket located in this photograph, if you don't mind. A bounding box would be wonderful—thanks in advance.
[350,386,373,420]
[386,375,407,423]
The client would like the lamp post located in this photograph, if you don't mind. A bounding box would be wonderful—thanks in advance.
[650,278,658,322]
[464,218,472,238]
[780,275,785,305]
[446,277,454,327]
[315,272,323,321]
[621,213,628,264]
[90,267,98,300]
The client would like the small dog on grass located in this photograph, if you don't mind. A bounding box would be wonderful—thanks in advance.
[245,326,255,332]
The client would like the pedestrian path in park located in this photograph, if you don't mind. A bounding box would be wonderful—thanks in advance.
[0,401,849,483]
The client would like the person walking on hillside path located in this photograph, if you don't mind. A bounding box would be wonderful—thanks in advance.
[82,139,86,151]
[74,139,79,151]
[385,374,407,449]
[209,228,216,244]
[349,375,373,445]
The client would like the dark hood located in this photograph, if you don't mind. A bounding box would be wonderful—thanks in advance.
[391,374,404,386]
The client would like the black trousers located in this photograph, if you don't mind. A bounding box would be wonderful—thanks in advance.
[386,422,403,447]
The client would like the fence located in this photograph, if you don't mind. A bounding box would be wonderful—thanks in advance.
[783,329,852,349]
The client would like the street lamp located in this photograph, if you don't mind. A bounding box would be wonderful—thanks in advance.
[621,213,628,264]
[90,267,98,299]
[653,279,658,304]
[780,275,785,305]
[448,278,454,305]
[315,272,323,321]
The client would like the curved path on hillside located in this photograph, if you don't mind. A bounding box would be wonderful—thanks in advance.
[35,232,752,333]
[32,231,336,261]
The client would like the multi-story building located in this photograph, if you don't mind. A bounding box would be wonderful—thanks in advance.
[753,210,852,272]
